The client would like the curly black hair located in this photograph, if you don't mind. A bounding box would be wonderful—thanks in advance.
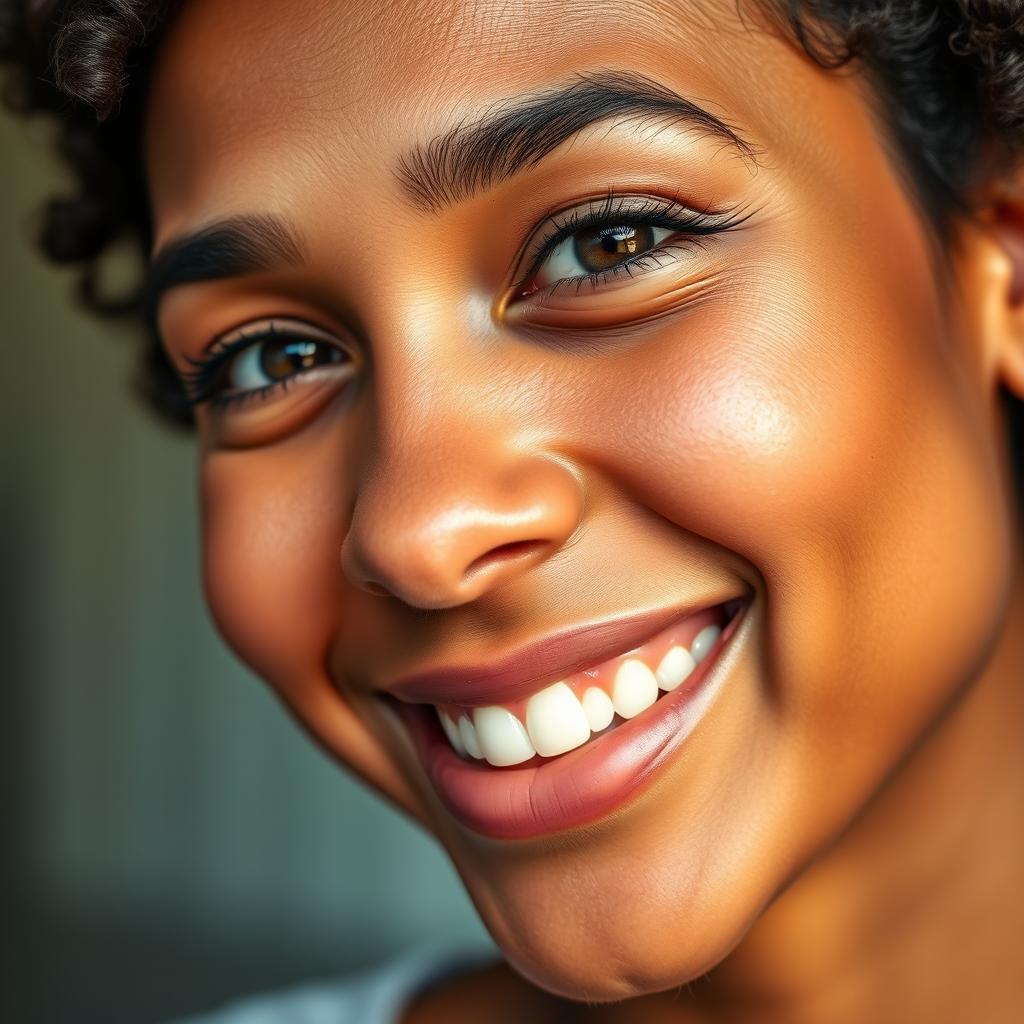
[1,0,1023,500]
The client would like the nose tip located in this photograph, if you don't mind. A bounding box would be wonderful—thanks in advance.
[340,455,584,609]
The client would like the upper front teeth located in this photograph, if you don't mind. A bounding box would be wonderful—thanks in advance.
[472,705,535,766]
[525,682,591,757]
[436,621,723,767]
[582,686,615,732]
[611,659,659,719]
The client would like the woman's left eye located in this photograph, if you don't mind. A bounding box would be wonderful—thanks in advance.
[531,223,677,290]
[513,194,747,300]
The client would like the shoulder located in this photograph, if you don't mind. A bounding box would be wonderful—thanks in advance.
[168,943,497,1024]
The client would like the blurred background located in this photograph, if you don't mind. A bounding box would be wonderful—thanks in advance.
[1,105,490,1022]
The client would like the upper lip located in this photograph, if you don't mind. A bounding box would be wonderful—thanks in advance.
[383,597,741,707]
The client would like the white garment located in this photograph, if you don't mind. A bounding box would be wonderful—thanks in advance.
[169,943,498,1024]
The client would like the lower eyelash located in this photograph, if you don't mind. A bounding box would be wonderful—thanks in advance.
[207,375,294,411]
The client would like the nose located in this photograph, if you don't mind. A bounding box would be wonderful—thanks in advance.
[341,429,584,610]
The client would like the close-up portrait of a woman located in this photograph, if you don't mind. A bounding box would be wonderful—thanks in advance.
[2,0,1023,1021]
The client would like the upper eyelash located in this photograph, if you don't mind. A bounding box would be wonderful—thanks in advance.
[178,323,270,393]
[515,190,749,290]
[179,322,328,409]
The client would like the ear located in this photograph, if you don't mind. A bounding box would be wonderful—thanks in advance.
[965,181,1024,401]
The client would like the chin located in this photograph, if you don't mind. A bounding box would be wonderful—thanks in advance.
[488,893,752,1004]
[443,768,782,1004]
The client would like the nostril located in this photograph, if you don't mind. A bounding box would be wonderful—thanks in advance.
[364,581,393,597]
[464,539,548,580]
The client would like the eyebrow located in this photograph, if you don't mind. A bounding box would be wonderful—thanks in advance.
[395,68,756,212]
[145,70,753,318]
[143,213,305,326]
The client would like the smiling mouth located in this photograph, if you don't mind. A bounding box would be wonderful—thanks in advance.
[389,596,751,839]
[434,600,738,767]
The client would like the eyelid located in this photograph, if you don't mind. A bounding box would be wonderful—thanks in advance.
[199,316,343,361]
[510,190,746,295]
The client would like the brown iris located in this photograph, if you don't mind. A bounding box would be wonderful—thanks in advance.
[573,224,656,272]
[258,337,340,381]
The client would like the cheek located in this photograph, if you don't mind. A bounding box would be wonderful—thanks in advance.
[199,431,348,696]
[575,226,1011,793]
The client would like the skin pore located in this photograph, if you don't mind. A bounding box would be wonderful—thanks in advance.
[143,0,1024,1021]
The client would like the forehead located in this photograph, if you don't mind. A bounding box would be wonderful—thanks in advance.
[144,0,856,242]
[146,0,757,125]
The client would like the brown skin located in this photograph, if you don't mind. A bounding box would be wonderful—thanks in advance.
[145,0,1024,1020]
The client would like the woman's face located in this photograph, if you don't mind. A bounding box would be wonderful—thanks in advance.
[146,0,1021,1000]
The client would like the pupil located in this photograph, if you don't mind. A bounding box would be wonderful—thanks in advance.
[574,225,655,272]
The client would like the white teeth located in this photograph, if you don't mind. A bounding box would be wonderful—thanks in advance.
[438,709,467,756]
[655,645,696,691]
[438,621,726,762]
[473,705,536,766]
[526,681,591,757]
[458,715,484,759]
[582,686,615,732]
[691,625,721,664]
[612,659,659,719]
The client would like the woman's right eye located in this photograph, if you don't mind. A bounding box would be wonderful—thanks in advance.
[181,321,356,409]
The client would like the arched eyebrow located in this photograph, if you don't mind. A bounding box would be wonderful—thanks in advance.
[143,213,305,328]
[396,68,756,212]
[144,71,753,322]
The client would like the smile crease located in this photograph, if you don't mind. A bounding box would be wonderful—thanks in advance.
[435,607,729,767]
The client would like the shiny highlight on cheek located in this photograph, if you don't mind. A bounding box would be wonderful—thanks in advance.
[659,361,804,468]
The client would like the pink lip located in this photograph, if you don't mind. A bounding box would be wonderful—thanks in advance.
[385,598,740,707]
[392,598,750,840]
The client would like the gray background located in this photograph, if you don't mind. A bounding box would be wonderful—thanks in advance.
[1,104,490,1024]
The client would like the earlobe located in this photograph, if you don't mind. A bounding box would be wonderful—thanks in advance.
[1001,322,1024,403]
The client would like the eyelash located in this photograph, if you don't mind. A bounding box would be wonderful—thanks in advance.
[514,191,747,296]
[180,193,747,410]
[179,322,346,411]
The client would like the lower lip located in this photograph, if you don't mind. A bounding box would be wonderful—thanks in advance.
[393,599,750,840]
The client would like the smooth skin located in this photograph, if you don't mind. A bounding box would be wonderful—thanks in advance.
[145,0,1024,1020]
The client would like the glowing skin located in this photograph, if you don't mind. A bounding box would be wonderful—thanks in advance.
[145,0,1024,1020]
